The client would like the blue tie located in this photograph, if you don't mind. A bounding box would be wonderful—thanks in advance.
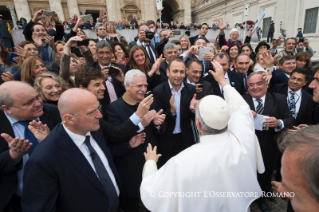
[18,121,38,155]
[202,61,206,73]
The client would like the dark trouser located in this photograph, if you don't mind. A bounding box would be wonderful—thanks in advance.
[287,200,295,212]
[275,152,283,181]
[159,133,185,166]
[3,194,21,212]
[267,32,274,43]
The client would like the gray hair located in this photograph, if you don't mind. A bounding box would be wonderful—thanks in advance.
[124,69,146,86]
[0,92,13,108]
[163,43,177,54]
[95,23,105,32]
[96,40,113,53]
[279,125,319,203]
[213,52,230,63]
[247,71,265,81]
[195,103,227,135]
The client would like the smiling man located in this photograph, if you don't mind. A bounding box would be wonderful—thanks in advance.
[153,58,197,165]
[271,55,297,84]
[243,72,294,212]
[0,81,61,211]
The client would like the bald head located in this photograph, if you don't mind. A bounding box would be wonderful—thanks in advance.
[0,81,43,121]
[58,88,96,117]
[0,81,34,106]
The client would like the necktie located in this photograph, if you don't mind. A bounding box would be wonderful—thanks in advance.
[256,98,264,114]
[202,61,206,74]
[105,78,118,103]
[145,45,155,64]
[289,91,296,118]
[84,136,119,212]
[18,121,38,155]
[243,74,248,91]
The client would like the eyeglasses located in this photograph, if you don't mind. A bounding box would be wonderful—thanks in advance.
[70,105,102,117]
[98,51,111,56]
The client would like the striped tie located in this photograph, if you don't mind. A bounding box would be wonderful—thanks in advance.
[256,98,264,114]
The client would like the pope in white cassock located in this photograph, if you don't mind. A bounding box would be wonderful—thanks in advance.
[140,61,265,212]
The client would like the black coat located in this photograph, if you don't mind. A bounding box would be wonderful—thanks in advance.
[0,104,61,211]
[203,69,246,97]
[243,92,294,191]
[153,81,196,150]
[270,83,314,125]
[184,77,214,100]
[106,97,158,198]
[22,124,126,212]
[188,34,208,45]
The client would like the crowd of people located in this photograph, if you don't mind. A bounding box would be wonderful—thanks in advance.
[0,8,319,212]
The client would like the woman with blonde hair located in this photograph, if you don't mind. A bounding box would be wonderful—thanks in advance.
[34,72,69,104]
[106,21,121,42]
[179,35,191,53]
[21,56,47,86]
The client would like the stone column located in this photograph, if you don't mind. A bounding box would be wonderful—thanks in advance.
[143,0,156,21]
[184,0,192,24]
[67,0,80,20]
[106,0,117,21]
[12,0,31,21]
[80,9,86,15]
[6,5,18,28]
[49,0,65,22]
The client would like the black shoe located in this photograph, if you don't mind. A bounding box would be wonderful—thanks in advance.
[257,200,271,212]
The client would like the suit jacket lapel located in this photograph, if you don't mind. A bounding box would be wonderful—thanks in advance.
[58,124,106,195]
[0,111,15,139]
[263,92,274,116]
[297,90,308,121]
[245,94,255,111]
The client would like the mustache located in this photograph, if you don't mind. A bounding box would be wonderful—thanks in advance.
[138,91,145,95]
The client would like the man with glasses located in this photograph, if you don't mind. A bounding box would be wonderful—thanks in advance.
[189,23,209,45]
[107,69,165,211]
[22,88,127,212]
[84,40,126,106]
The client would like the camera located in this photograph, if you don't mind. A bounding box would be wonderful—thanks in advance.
[144,91,152,98]
[144,29,154,39]
[108,64,119,77]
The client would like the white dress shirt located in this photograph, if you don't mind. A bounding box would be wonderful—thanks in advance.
[218,72,230,93]
[63,125,120,196]
[287,87,302,117]
[252,95,284,131]
[168,80,184,134]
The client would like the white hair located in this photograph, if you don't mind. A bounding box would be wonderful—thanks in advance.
[124,69,146,86]
[230,28,240,35]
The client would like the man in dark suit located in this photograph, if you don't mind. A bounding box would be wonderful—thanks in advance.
[153,58,197,165]
[188,23,209,45]
[107,69,165,211]
[95,23,112,42]
[310,65,319,124]
[270,55,296,84]
[84,40,126,104]
[155,29,175,57]
[22,89,126,212]
[270,68,314,126]
[180,38,214,74]
[0,81,61,212]
[159,43,178,82]
[234,53,253,92]
[243,72,295,212]
[185,58,214,100]
[128,24,157,64]
[204,52,246,97]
